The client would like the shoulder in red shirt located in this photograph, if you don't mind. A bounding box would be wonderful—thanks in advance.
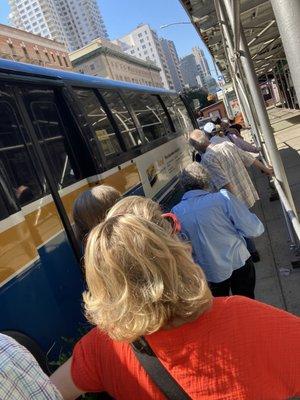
[71,296,300,400]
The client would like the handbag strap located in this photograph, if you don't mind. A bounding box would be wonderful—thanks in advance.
[131,337,191,400]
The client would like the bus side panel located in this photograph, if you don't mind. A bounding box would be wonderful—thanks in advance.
[0,230,85,358]
[135,136,191,200]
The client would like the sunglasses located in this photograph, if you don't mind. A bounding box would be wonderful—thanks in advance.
[161,212,181,234]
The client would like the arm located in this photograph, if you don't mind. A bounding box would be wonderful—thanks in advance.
[223,182,235,193]
[231,135,259,154]
[235,144,274,175]
[252,158,274,176]
[221,189,264,238]
[51,358,84,400]
[51,328,105,398]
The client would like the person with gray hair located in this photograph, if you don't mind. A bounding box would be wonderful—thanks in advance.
[189,129,273,262]
[172,162,264,297]
[189,129,273,208]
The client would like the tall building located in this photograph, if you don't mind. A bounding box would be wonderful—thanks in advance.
[180,54,201,89]
[160,38,184,92]
[8,0,109,51]
[192,46,211,81]
[117,24,174,90]
[0,23,72,71]
[70,38,163,88]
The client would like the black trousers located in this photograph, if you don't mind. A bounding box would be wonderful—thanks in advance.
[209,257,256,299]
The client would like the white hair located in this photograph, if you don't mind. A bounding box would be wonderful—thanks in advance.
[180,162,211,192]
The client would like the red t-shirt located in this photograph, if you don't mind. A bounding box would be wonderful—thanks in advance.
[71,296,300,399]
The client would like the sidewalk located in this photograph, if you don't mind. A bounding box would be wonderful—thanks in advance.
[251,106,300,315]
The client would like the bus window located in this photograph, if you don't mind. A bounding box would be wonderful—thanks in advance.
[0,165,19,220]
[0,92,45,207]
[160,95,184,133]
[123,92,168,142]
[0,189,10,221]
[73,88,122,157]
[21,88,81,190]
[100,90,142,149]
[171,96,194,133]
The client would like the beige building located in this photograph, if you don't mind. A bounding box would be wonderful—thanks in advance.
[0,23,72,71]
[69,38,163,88]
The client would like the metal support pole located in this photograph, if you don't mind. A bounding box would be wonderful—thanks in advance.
[276,64,289,108]
[272,68,283,106]
[214,0,262,149]
[281,60,295,109]
[270,0,300,107]
[223,0,298,217]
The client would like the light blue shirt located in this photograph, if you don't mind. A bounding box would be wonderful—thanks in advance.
[172,189,264,283]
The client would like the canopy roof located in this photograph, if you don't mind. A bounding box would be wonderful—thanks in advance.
[180,0,284,80]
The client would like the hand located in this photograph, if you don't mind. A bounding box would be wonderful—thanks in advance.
[264,166,274,176]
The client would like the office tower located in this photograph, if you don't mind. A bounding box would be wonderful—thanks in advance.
[118,24,174,90]
[192,46,211,81]
[8,0,109,51]
[160,38,184,92]
[180,54,201,88]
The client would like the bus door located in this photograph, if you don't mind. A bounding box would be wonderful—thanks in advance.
[0,84,90,356]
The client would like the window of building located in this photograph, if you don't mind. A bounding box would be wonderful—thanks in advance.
[44,51,50,63]
[142,44,146,49]
[22,46,29,59]
[140,39,144,43]
[123,93,169,142]
[57,55,63,66]
[73,89,122,157]
[63,56,69,67]
[138,33,142,37]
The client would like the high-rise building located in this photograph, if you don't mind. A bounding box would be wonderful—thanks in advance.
[180,54,201,89]
[160,38,184,92]
[192,46,211,81]
[117,24,174,90]
[8,0,109,51]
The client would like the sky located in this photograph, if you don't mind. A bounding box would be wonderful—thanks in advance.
[0,0,218,78]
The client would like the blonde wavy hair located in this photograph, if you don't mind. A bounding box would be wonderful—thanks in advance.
[83,197,212,342]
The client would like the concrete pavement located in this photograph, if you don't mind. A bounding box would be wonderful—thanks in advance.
[251,106,300,315]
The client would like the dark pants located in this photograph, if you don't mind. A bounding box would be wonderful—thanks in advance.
[245,237,257,254]
[209,257,256,299]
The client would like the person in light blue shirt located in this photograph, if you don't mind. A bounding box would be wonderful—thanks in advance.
[172,162,264,298]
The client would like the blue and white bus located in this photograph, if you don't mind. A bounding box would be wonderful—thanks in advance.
[0,59,196,365]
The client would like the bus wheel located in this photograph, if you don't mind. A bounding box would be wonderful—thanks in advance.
[1,330,49,375]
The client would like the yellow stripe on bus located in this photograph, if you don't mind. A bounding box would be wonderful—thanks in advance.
[0,164,141,285]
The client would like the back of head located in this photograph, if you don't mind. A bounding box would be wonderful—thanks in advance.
[83,201,212,342]
[180,162,211,192]
[106,195,172,233]
[73,185,121,244]
[203,122,222,137]
[189,129,209,153]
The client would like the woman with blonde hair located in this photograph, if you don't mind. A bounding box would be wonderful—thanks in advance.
[52,197,300,400]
